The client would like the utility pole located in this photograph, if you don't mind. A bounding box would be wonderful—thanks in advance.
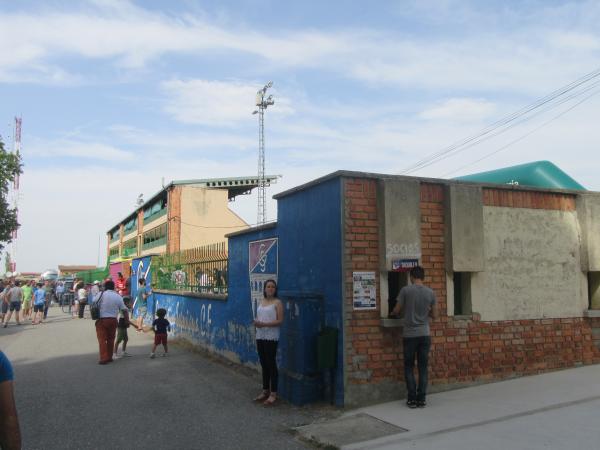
[252,82,274,225]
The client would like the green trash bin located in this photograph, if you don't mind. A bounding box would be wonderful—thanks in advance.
[317,327,338,370]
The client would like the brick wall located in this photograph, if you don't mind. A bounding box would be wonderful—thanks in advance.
[167,186,182,254]
[137,209,144,252]
[483,188,576,210]
[343,178,600,404]
[344,178,403,385]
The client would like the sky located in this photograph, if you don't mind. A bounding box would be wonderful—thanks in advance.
[1,0,599,273]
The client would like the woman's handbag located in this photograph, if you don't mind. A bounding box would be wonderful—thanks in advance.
[90,292,104,321]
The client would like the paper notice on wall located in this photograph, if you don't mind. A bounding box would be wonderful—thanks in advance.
[353,271,376,310]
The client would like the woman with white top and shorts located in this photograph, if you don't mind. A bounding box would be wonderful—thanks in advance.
[253,279,283,406]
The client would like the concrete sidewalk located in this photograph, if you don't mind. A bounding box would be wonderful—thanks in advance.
[296,364,600,449]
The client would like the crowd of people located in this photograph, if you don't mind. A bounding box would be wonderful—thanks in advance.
[0,279,55,326]
[1,272,333,412]
[0,273,169,363]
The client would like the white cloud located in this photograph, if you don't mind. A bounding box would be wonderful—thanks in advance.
[161,80,260,126]
[108,125,255,150]
[161,79,294,126]
[419,98,496,122]
[27,139,135,161]
[1,1,598,94]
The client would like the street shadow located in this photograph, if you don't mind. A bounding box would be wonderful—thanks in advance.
[7,336,337,450]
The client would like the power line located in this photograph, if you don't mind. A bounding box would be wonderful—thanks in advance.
[174,217,274,230]
[431,78,600,175]
[399,66,600,175]
[441,88,600,177]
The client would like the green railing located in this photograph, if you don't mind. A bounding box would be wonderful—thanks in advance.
[144,208,167,225]
[142,236,166,251]
[153,242,228,294]
[75,266,110,284]
[122,247,138,258]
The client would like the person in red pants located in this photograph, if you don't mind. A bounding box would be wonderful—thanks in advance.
[92,280,129,365]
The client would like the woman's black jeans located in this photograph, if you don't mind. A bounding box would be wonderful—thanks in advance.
[256,339,278,392]
[403,336,431,402]
[78,301,87,318]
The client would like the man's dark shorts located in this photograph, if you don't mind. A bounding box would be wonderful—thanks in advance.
[9,302,21,312]
[116,328,129,343]
[1,302,8,314]
[33,304,44,313]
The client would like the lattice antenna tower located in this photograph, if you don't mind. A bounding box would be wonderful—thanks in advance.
[252,82,274,225]
[8,117,22,274]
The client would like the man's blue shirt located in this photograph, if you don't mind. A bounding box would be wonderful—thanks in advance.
[34,288,46,306]
[0,351,14,383]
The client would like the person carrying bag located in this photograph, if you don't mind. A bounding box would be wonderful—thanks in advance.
[90,292,104,321]
[93,280,129,365]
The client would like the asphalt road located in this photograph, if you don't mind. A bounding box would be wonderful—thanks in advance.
[1,307,335,450]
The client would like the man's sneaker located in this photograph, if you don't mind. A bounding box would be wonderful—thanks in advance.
[2,323,7,328]
[113,354,122,359]
[417,400,427,408]
[161,353,167,357]
[406,400,417,409]
[122,351,132,357]
[149,353,155,359]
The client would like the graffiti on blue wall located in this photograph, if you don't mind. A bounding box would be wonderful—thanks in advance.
[132,257,152,282]
[131,256,154,325]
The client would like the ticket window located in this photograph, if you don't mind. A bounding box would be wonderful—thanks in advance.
[453,272,472,315]
[387,271,409,317]
[588,272,600,309]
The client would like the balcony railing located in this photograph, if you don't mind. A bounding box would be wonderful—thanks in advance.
[144,208,167,225]
[122,247,138,258]
[142,236,166,251]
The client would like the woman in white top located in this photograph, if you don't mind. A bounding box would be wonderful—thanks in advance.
[253,279,283,406]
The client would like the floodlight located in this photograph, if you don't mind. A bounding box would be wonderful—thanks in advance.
[252,81,275,225]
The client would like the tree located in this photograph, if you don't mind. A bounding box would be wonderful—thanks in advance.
[0,138,22,253]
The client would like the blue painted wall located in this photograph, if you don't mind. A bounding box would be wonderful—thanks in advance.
[275,176,344,406]
[129,176,345,406]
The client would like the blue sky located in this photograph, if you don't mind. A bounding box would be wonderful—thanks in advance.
[1,0,599,272]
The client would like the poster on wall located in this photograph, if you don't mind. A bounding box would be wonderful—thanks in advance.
[132,258,152,283]
[249,238,278,319]
[392,258,419,272]
[353,271,376,310]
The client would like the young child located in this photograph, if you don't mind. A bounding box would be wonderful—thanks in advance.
[32,283,46,325]
[114,297,137,358]
[150,308,171,358]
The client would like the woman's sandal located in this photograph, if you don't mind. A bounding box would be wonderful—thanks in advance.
[263,394,277,406]
[253,391,270,402]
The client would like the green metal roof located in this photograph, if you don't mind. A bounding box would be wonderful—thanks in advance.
[454,161,586,191]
